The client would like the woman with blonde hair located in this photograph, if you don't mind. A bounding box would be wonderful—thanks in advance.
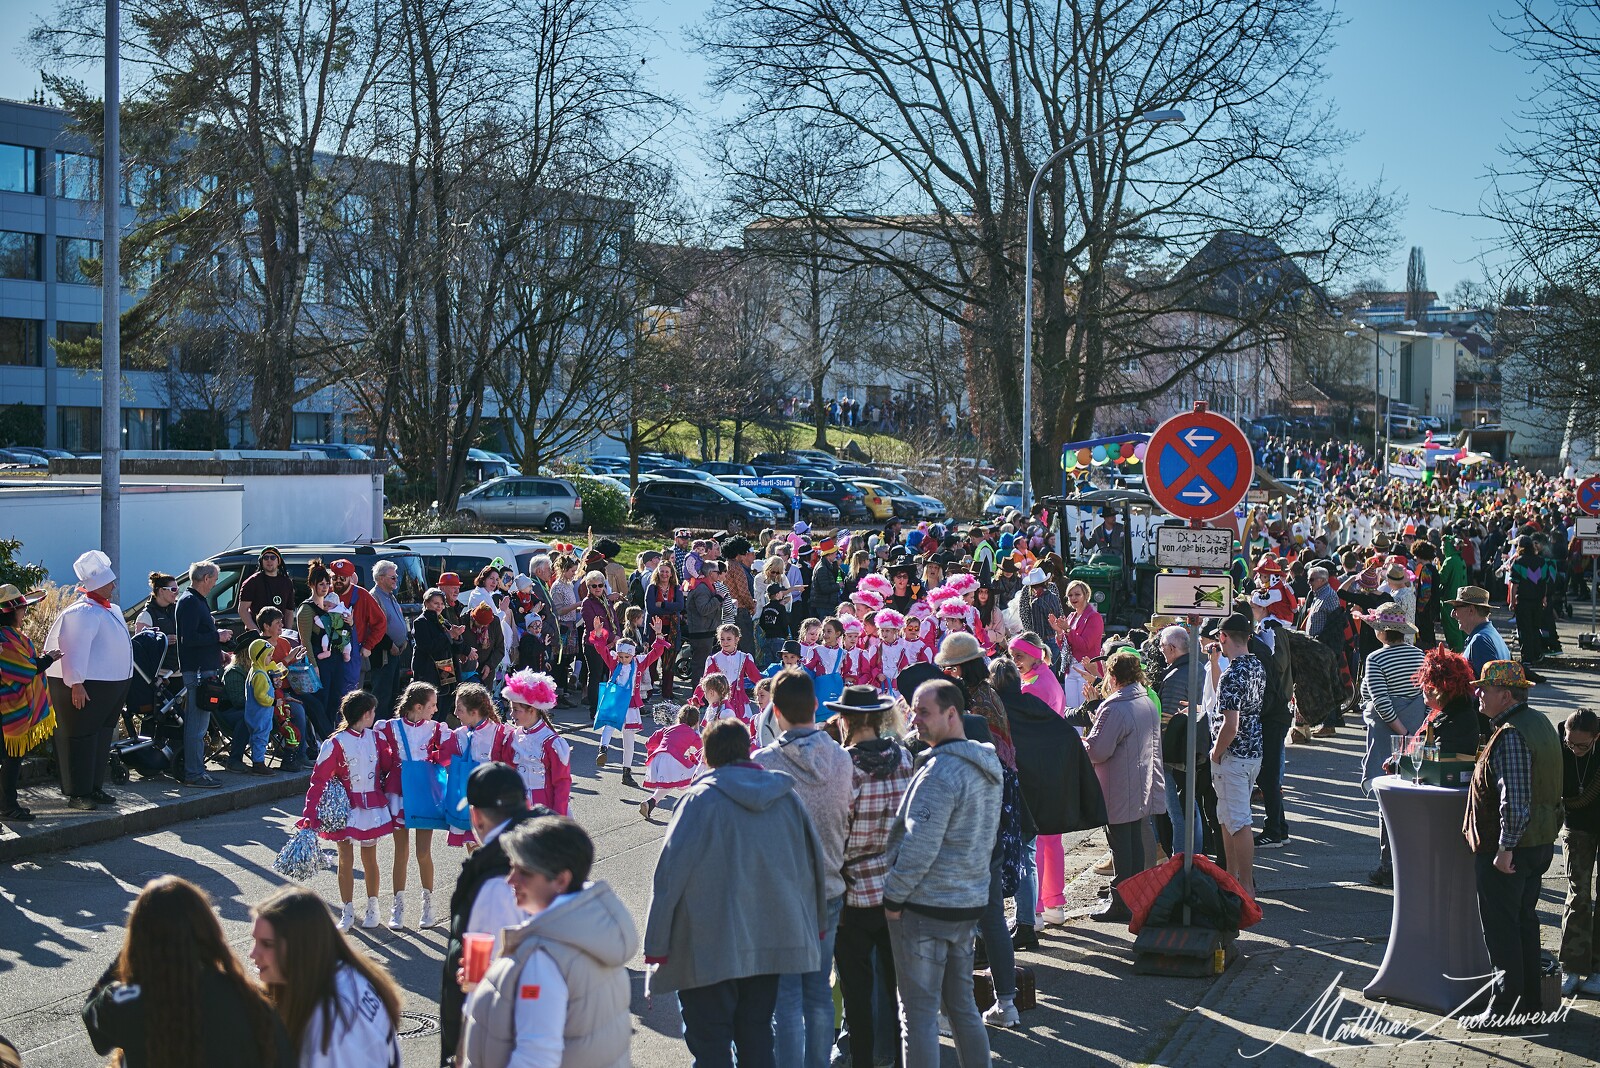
[84,876,293,1068]
[249,885,403,1068]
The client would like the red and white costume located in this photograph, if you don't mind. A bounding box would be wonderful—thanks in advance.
[841,643,881,690]
[507,720,572,816]
[699,649,762,720]
[590,635,671,729]
[301,727,398,842]
[441,717,516,846]
[876,638,925,693]
[379,716,453,825]
[643,723,704,791]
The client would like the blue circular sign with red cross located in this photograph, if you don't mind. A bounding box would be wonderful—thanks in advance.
[1146,410,1255,522]
[1578,476,1600,518]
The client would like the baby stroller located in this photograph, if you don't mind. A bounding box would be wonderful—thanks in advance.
[114,630,185,779]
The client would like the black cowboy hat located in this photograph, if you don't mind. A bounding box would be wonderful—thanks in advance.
[895,662,945,705]
[825,684,896,717]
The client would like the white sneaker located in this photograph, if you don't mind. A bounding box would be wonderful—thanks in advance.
[361,898,380,929]
[983,1000,1020,1028]
[336,903,355,932]
[1581,973,1600,996]
[419,891,437,929]
[1094,851,1116,876]
[1562,972,1581,997]
[1040,906,1067,926]
[388,895,406,930]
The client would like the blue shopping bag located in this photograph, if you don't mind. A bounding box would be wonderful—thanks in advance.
[396,724,449,830]
[444,754,477,834]
[595,663,635,731]
[813,673,845,719]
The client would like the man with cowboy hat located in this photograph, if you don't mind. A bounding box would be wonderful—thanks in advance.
[1463,660,1561,1022]
[1448,586,1512,678]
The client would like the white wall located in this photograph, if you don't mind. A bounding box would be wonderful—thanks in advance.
[0,482,243,594]
[119,472,383,544]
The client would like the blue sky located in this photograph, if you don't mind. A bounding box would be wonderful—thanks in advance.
[0,0,1533,295]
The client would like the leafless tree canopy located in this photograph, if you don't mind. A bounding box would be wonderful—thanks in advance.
[1486,0,1600,445]
[705,0,1394,485]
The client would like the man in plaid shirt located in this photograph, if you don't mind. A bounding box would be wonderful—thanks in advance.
[833,688,914,1064]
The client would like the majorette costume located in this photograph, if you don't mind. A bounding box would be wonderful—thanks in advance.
[872,610,926,694]
[302,726,399,842]
[440,715,516,846]
[839,621,881,689]
[502,670,572,816]
[700,648,763,721]
[590,633,671,729]
[381,714,453,827]
[1252,556,1298,626]
[643,722,704,792]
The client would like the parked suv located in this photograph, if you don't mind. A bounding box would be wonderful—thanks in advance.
[125,544,428,631]
[795,473,870,520]
[630,478,775,533]
[383,534,554,586]
[455,476,583,532]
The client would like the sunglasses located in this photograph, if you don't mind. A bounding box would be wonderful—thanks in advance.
[161,585,178,591]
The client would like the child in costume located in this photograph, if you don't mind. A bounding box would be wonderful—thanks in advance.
[641,703,704,819]
[590,616,670,787]
[502,669,572,815]
[300,690,398,931]
[699,623,762,721]
[440,682,513,848]
[804,617,847,682]
[872,610,920,695]
[839,618,881,689]
[380,681,452,930]
[242,638,286,771]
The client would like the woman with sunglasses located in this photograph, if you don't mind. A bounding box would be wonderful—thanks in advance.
[134,572,182,679]
[579,571,615,718]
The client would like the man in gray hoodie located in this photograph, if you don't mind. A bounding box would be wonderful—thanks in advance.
[752,669,854,1068]
[645,718,827,1068]
[884,678,1002,1067]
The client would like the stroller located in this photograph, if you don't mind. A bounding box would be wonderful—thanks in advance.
[114,630,185,779]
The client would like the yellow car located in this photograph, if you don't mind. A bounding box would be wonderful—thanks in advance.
[850,480,895,521]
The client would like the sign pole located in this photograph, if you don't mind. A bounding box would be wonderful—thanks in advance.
[1592,556,1597,638]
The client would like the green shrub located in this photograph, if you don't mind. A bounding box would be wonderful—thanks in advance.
[0,537,48,588]
[382,503,477,538]
[574,477,628,530]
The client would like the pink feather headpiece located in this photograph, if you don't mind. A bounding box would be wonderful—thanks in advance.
[503,669,559,710]
[946,573,980,597]
[850,590,884,612]
[925,585,957,605]
[875,609,906,630]
[857,573,894,598]
[938,600,967,619]
[842,617,864,633]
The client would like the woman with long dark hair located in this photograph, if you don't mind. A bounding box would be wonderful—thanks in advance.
[83,876,293,1068]
[250,885,403,1068]
[646,560,685,699]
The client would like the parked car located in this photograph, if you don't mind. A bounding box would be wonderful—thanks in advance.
[1278,477,1327,503]
[576,472,632,497]
[0,448,46,468]
[455,476,584,533]
[853,476,947,521]
[125,544,429,631]
[730,481,841,526]
[463,448,519,484]
[716,483,786,523]
[293,442,372,461]
[848,480,895,521]
[6,446,75,463]
[383,534,553,586]
[1417,415,1444,433]
[982,480,1024,516]
[749,451,832,472]
[793,473,870,520]
[641,467,719,483]
[697,461,758,478]
[631,478,777,533]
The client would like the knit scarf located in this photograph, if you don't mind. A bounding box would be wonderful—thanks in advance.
[0,627,55,757]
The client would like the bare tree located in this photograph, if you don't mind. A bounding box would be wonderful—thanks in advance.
[704,0,1396,488]
[1485,0,1600,445]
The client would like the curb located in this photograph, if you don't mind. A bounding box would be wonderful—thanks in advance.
[0,773,311,865]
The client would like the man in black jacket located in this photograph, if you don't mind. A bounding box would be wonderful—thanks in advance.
[1248,593,1295,850]
[440,762,551,1065]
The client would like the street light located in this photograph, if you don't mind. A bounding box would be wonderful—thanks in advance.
[1019,108,1185,512]
[1344,318,1415,472]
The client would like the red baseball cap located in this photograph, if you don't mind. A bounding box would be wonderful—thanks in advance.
[329,559,356,577]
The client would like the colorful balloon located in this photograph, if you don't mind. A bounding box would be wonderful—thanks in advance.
[1133,442,1148,461]
[1077,448,1092,466]
[1120,441,1135,458]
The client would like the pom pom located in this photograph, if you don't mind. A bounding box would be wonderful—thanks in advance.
[503,669,560,710]
[317,780,351,833]
[273,827,327,882]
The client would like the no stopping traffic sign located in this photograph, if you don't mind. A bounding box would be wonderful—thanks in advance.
[1145,410,1255,522]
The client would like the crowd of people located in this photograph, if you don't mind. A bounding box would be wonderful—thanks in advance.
[1,427,1598,1063]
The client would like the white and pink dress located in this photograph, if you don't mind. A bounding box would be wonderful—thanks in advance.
[380,716,453,826]
[440,718,516,846]
[699,649,763,721]
[508,720,573,816]
[301,727,398,842]
[643,723,705,791]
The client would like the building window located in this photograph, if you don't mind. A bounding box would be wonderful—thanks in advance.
[122,407,168,450]
[294,412,330,442]
[57,237,102,285]
[55,152,100,201]
[58,406,100,452]
[121,163,159,208]
[0,318,42,366]
[0,144,40,194]
[0,231,41,280]
[52,321,101,369]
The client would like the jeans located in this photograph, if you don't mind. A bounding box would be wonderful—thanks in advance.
[679,974,779,1068]
[775,894,843,1068]
[1014,838,1038,927]
[340,647,364,697]
[1476,844,1555,1013]
[370,651,405,719]
[887,910,990,1067]
[1165,768,1205,855]
[316,654,346,728]
[975,857,1015,997]
[834,906,901,1068]
[180,670,214,780]
[1107,820,1146,887]
[1257,718,1290,839]
[243,697,273,763]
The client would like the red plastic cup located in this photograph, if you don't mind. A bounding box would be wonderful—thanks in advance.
[463,933,495,984]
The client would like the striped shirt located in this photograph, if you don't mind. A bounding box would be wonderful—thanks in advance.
[1361,642,1427,723]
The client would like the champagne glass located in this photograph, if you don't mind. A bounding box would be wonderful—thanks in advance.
[1408,744,1426,784]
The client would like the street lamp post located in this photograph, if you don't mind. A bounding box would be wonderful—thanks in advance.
[101,0,122,576]
[1343,318,1414,474]
[1019,108,1184,513]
